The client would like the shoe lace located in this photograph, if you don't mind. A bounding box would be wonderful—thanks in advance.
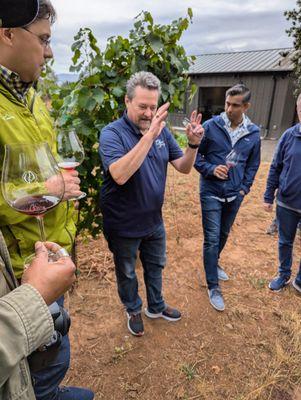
[131,313,142,323]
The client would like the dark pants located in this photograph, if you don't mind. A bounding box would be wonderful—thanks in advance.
[201,195,243,289]
[276,205,301,279]
[105,223,167,314]
[32,296,70,400]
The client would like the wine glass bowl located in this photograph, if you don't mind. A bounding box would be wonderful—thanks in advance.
[1,142,65,243]
[57,129,86,199]
[225,149,239,169]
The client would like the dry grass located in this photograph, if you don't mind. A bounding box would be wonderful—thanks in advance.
[241,311,301,400]
[68,164,301,400]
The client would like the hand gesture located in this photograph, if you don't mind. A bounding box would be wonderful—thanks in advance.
[147,102,170,141]
[184,110,204,145]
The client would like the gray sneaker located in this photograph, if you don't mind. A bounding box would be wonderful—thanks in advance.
[217,266,229,281]
[208,288,225,311]
[144,306,181,321]
[292,278,301,294]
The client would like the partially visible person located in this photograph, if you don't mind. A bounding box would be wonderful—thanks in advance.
[99,71,203,336]
[0,239,76,400]
[266,217,301,236]
[264,93,301,293]
[266,217,278,235]
[195,84,261,311]
[0,1,93,399]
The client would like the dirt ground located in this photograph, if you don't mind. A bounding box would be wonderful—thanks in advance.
[65,163,301,400]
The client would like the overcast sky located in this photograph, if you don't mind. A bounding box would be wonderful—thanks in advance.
[50,0,297,74]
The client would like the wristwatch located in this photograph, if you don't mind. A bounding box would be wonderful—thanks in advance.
[188,142,199,149]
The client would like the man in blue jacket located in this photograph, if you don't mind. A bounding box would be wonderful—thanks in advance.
[264,93,301,292]
[195,84,261,311]
[99,71,204,336]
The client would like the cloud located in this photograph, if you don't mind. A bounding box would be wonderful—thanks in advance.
[50,0,296,73]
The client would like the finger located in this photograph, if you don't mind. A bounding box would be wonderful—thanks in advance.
[71,177,81,185]
[68,190,82,198]
[154,110,168,123]
[64,170,79,177]
[219,166,229,173]
[192,127,204,137]
[55,258,76,274]
[196,113,202,125]
[159,121,166,131]
[34,241,49,261]
[157,102,170,114]
[190,110,197,122]
[44,241,62,253]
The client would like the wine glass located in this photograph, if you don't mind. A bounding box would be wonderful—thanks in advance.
[182,117,191,128]
[56,129,86,200]
[1,142,65,260]
[226,149,240,168]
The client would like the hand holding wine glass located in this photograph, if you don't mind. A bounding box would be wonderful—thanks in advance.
[22,241,76,305]
[57,129,86,200]
[226,149,240,168]
[1,142,65,250]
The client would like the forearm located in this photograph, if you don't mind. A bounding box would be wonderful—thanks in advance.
[264,167,280,203]
[109,134,154,184]
[172,147,199,174]
[0,284,53,385]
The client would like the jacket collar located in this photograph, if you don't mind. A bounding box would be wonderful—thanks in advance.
[212,114,258,135]
[292,123,301,137]
[0,64,32,104]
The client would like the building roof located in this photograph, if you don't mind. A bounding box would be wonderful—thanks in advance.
[189,48,294,75]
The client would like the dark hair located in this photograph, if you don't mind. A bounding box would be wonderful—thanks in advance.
[226,84,251,103]
[32,0,56,25]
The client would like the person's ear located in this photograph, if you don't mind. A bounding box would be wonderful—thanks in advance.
[243,102,250,112]
[125,95,130,107]
[0,28,14,46]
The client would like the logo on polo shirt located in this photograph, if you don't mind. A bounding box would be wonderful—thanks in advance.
[155,139,165,149]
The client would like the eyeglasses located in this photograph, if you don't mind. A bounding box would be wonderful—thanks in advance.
[22,27,51,49]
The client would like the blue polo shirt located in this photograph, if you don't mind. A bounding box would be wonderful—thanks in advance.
[99,112,183,237]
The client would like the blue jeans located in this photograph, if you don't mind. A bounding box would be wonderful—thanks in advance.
[201,195,244,289]
[32,296,70,400]
[277,205,301,279]
[105,223,167,314]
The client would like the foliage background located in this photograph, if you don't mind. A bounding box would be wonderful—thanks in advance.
[41,10,195,236]
[285,0,301,95]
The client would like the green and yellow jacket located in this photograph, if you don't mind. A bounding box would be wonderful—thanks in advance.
[0,82,76,278]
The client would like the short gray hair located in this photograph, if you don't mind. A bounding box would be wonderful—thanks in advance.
[226,84,251,104]
[126,71,161,100]
[28,0,56,25]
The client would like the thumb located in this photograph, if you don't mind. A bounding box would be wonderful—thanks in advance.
[34,241,48,261]
[160,121,166,130]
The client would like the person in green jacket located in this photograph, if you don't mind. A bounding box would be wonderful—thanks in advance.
[0,1,94,399]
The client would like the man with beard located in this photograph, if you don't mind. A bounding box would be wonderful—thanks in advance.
[99,71,204,336]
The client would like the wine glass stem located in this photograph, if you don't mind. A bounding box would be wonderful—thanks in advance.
[36,216,46,242]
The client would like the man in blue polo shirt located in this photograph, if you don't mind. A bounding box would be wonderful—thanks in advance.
[195,84,261,312]
[264,93,301,293]
[99,71,203,336]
